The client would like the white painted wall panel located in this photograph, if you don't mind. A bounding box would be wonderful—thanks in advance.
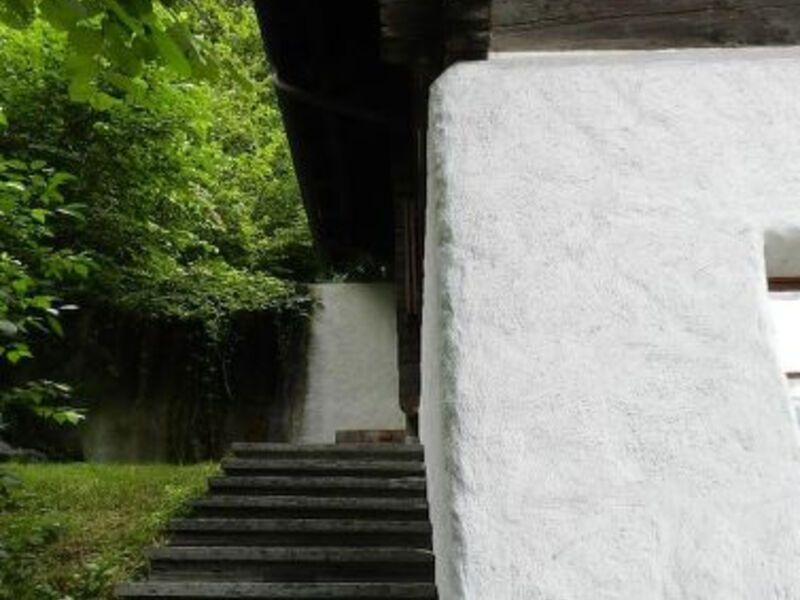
[298,283,403,443]
[423,47,800,599]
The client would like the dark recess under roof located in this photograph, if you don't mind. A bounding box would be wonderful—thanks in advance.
[254,1,412,273]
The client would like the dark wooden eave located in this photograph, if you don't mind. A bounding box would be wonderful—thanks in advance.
[253,1,407,272]
[252,1,490,274]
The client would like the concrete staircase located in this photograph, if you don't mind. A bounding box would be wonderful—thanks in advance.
[116,443,437,599]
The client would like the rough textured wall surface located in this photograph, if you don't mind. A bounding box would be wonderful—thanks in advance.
[4,308,304,462]
[423,47,800,599]
[297,283,403,443]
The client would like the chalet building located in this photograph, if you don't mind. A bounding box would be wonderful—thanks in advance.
[117,2,800,598]
[256,1,800,597]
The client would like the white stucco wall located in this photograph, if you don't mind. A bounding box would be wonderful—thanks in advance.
[423,48,800,599]
[297,283,403,443]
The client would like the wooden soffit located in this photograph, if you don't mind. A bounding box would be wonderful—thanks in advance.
[491,0,800,51]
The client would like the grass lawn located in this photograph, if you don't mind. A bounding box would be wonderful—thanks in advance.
[0,462,217,600]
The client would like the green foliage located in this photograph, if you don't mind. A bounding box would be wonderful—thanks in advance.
[0,157,90,423]
[0,462,216,600]
[0,0,313,442]
[0,0,219,110]
[2,380,84,426]
[0,2,313,335]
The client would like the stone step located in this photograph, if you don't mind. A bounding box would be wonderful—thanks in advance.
[148,547,434,583]
[191,496,429,521]
[222,459,425,479]
[116,582,437,599]
[231,443,424,462]
[207,475,426,498]
[166,518,432,548]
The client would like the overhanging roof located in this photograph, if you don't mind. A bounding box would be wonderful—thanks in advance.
[254,0,800,273]
[253,1,490,273]
[254,1,411,272]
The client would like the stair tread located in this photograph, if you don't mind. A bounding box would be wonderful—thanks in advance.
[193,495,428,510]
[116,582,436,598]
[116,443,436,598]
[208,475,425,489]
[169,518,431,533]
[222,459,424,472]
[149,546,434,562]
[232,443,423,454]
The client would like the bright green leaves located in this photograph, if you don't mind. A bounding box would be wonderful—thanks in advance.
[152,27,191,78]
[3,343,33,364]
[2,380,85,425]
[104,18,143,77]
[0,0,220,108]
[0,0,312,344]
[65,23,106,105]
[0,159,92,368]
[29,208,48,223]
[0,0,34,29]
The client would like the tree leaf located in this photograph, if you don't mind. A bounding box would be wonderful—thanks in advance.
[31,208,49,223]
[152,30,192,78]
[0,320,18,338]
[49,172,78,189]
[103,20,144,77]
[125,0,153,18]
[105,0,144,36]
[68,26,103,58]
[88,91,121,111]
[11,278,30,294]
[0,0,35,30]
[60,409,85,425]
[104,72,140,96]
[39,0,88,31]
[68,76,94,103]
[73,262,90,278]
[6,345,32,364]
[56,207,87,221]
[0,181,25,193]
[46,315,64,338]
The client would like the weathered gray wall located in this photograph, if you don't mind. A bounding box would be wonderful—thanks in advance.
[5,307,307,462]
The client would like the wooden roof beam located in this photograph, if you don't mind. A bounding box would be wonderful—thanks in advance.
[491,0,800,51]
[380,0,490,68]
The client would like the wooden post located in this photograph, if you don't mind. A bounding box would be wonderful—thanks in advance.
[381,0,490,440]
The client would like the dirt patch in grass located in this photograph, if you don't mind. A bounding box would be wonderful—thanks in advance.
[0,462,217,600]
